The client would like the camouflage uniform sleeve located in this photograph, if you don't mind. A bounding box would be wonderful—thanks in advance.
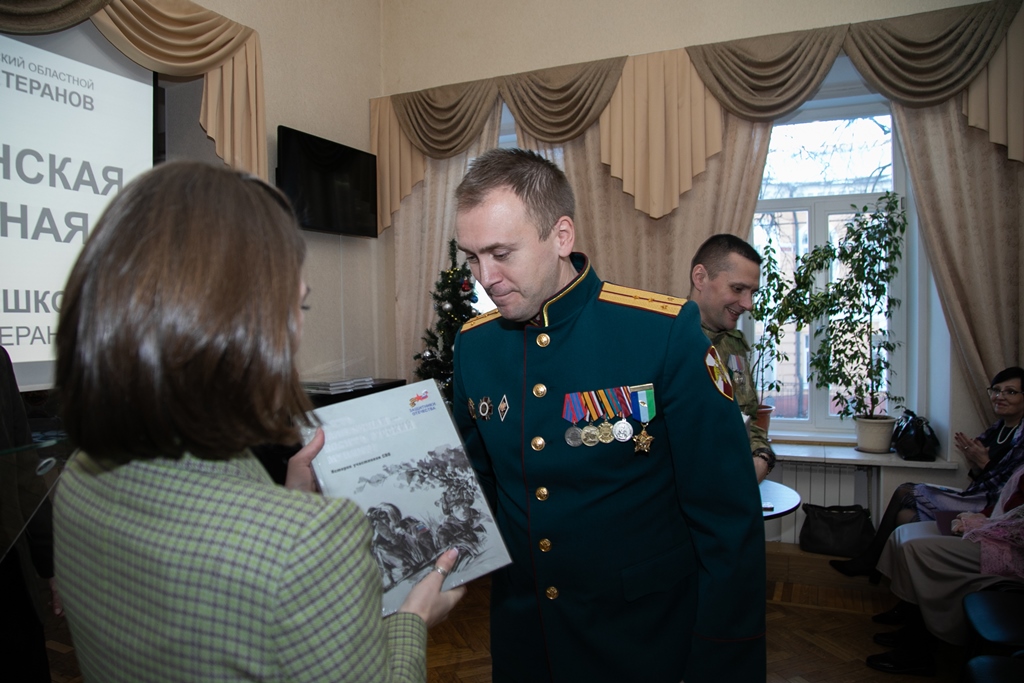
[710,334,770,455]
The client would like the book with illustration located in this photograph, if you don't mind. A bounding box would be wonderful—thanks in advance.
[310,379,510,615]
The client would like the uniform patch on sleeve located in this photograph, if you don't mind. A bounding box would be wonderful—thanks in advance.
[706,346,734,401]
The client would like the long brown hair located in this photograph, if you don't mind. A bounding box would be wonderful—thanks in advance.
[56,161,312,463]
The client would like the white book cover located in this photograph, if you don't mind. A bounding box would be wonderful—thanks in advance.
[310,379,510,615]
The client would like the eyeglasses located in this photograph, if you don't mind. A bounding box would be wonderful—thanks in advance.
[301,287,312,312]
[987,387,1022,398]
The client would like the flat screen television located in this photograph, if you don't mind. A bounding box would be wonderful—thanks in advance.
[275,125,378,238]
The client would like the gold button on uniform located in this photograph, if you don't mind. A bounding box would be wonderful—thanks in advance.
[536,333,550,347]
[532,383,547,398]
[535,487,549,500]
[531,436,545,451]
[538,538,552,552]
[545,586,559,599]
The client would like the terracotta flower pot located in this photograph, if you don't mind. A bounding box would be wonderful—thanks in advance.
[755,404,775,433]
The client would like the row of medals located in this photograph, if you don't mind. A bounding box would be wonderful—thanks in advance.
[565,416,633,447]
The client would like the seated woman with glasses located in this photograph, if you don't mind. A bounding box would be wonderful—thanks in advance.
[52,162,465,682]
[832,366,1024,579]
[863,457,1024,676]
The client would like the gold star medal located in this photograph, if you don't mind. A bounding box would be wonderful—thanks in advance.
[629,383,656,454]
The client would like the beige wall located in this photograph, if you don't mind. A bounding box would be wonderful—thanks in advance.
[381,0,981,94]
[186,0,980,381]
[194,0,395,379]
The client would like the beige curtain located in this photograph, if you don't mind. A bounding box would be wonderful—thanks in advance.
[0,0,110,33]
[599,49,724,219]
[521,114,771,298]
[965,2,1024,161]
[394,102,502,384]
[685,0,1022,163]
[687,26,846,123]
[371,96,428,234]
[89,0,266,177]
[894,99,1024,421]
[0,1,266,177]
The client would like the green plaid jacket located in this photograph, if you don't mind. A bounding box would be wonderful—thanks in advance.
[54,450,426,682]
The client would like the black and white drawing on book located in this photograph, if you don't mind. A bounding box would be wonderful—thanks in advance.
[361,444,495,592]
[309,379,511,615]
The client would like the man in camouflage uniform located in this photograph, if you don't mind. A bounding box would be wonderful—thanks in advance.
[689,234,776,482]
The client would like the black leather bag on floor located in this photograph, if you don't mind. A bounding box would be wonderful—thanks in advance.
[798,503,875,557]
[891,409,940,462]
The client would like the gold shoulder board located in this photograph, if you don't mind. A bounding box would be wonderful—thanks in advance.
[460,308,502,332]
[598,283,686,317]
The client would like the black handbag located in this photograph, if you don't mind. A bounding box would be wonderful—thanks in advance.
[891,409,940,462]
[798,503,875,557]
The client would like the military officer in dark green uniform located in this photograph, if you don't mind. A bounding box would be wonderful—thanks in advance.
[689,234,776,482]
[452,149,766,683]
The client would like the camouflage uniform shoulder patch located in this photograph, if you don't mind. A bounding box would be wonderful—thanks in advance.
[598,282,685,317]
[460,308,502,333]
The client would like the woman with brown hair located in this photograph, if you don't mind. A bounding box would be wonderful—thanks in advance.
[52,161,463,682]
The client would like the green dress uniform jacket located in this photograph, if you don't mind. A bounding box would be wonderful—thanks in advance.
[453,254,766,683]
[702,324,771,456]
[54,450,428,682]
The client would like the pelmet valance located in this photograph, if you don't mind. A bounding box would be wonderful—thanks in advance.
[375,0,1024,231]
[0,0,267,178]
[688,0,1021,122]
[392,57,625,158]
[0,0,110,34]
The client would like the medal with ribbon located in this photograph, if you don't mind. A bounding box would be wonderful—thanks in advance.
[563,393,584,447]
[629,383,656,453]
[594,389,617,443]
[580,391,601,447]
[606,386,634,442]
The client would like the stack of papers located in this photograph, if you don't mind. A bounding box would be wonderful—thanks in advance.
[301,376,375,395]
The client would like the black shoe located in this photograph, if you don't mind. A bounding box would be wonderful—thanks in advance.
[873,601,920,625]
[865,647,936,676]
[873,625,928,649]
[830,557,874,577]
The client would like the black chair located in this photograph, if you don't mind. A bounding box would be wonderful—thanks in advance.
[961,589,1024,682]
[963,654,1024,683]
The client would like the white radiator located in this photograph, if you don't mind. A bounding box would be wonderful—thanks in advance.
[764,462,873,543]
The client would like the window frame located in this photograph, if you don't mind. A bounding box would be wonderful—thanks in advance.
[747,91,911,440]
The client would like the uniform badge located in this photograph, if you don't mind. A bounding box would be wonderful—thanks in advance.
[467,397,476,421]
[629,383,656,454]
[478,396,493,420]
[497,395,509,422]
[705,347,734,400]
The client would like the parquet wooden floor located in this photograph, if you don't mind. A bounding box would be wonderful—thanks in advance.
[40,542,967,682]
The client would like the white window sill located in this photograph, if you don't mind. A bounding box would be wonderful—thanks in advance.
[772,442,960,471]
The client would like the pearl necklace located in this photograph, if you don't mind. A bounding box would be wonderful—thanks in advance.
[996,421,1020,445]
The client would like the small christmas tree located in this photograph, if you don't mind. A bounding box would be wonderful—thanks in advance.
[413,239,478,403]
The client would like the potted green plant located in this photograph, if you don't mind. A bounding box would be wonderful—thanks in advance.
[750,233,791,433]
[785,191,907,452]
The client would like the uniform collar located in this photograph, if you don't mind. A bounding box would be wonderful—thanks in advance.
[530,252,599,328]
[700,320,744,345]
